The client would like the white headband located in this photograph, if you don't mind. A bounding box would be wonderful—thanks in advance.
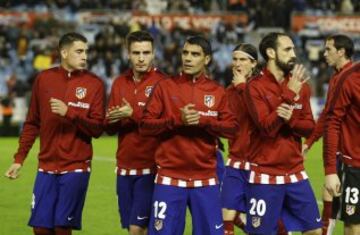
[234,50,255,60]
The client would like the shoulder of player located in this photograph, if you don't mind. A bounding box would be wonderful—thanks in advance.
[81,70,105,88]
[151,68,169,80]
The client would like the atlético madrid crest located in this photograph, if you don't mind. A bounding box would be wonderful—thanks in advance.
[145,86,153,97]
[75,87,87,99]
[204,95,215,108]
[252,216,261,228]
[154,219,163,231]
[346,204,356,216]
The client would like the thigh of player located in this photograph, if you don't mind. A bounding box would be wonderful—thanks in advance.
[148,184,188,235]
[282,180,322,232]
[129,174,155,228]
[339,165,360,225]
[189,185,224,235]
[54,172,90,230]
[245,183,286,234]
[221,167,249,212]
[28,172,58,229]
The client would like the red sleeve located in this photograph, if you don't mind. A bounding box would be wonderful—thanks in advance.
[140,82,179,136]
[305,111,325,148]
[305,79,336,147]
[66,82,105,138]
[103,79,135,135]
[287,85,315,138]
[324,79,352,175]
[245,81,285,137]
[199,92,237,139]
[14,76,41,164]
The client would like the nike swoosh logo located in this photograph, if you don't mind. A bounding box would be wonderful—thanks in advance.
[137,216,149,220]
[67,217,74,221]
[215,223,223,229]
[316,217,321,222]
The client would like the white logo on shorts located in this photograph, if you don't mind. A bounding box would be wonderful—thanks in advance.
[316,217,321,222]
[31,194,35,209]
[252,216,261,228]
[67,216,74,221]
[215,223,223,229]
[154,219,163,231]
[346,204,356,216]
[137,216,149,220]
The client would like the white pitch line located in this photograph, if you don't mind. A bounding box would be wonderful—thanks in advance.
[93,156,115,162]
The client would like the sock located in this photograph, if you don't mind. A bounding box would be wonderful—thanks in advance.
[55,227,72,235]
[277,219,288,235]
[224,220,234,235]
[33,227,54,235]
[233,212,245,231]
[322,200,333,235]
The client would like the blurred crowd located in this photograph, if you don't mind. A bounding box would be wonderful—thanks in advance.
[0,0,359,134]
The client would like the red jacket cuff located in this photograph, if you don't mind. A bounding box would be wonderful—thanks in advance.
[14,154,25,165]
[325,165,337,175]
[281,88,296,104]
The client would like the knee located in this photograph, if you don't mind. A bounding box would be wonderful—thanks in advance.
[129,225,147,235]
[345,223,360,234]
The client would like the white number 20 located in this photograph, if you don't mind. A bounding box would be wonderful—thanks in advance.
[249,198,266,216]
[154,201,167,219]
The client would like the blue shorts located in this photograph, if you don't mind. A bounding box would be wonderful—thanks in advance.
[245,180,321,234]
[28,172,90,230]
[117,174,155,229]
[221,167,249,212]
[148,184,223,235]
[216,150,225,184]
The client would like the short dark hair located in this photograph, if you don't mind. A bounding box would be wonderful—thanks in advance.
[59,32,87,49]
[326,34,354,59]
[126,31,154,50]
[233,43,258,61]
[259,32,289,61]
[185,36,212,56]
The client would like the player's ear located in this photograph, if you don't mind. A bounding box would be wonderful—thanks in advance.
[60,47,68,60]
[204,55,211,66]
[266,48,275,60]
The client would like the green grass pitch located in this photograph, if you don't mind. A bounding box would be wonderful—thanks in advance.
[0,137,343,234]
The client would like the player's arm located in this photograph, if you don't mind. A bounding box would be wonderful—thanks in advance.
[104,80,137,135]
[305,79,336,149]
[199,93,237,139]
[287,85,315,138]
[245,82,285,137]
[140,83,179,136]
[324,78,352,176]
[324,78,353,196]
[66,83,105,138]
[5,76,41,179]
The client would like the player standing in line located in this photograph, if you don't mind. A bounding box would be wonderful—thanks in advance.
[5,32,105,235]
[244,32,322,235]
[140,35,237,235]
[104,31,165,235]
[323,43,360,235]
[302,34,355,235]
[221,43,259,235]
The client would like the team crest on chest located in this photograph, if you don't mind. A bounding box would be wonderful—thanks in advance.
[204,95,215,108]
[75,87,87,99]
[154,219,163,231]
[252,216,261,228]
[145,86,153,97]
[346,204,356,216]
